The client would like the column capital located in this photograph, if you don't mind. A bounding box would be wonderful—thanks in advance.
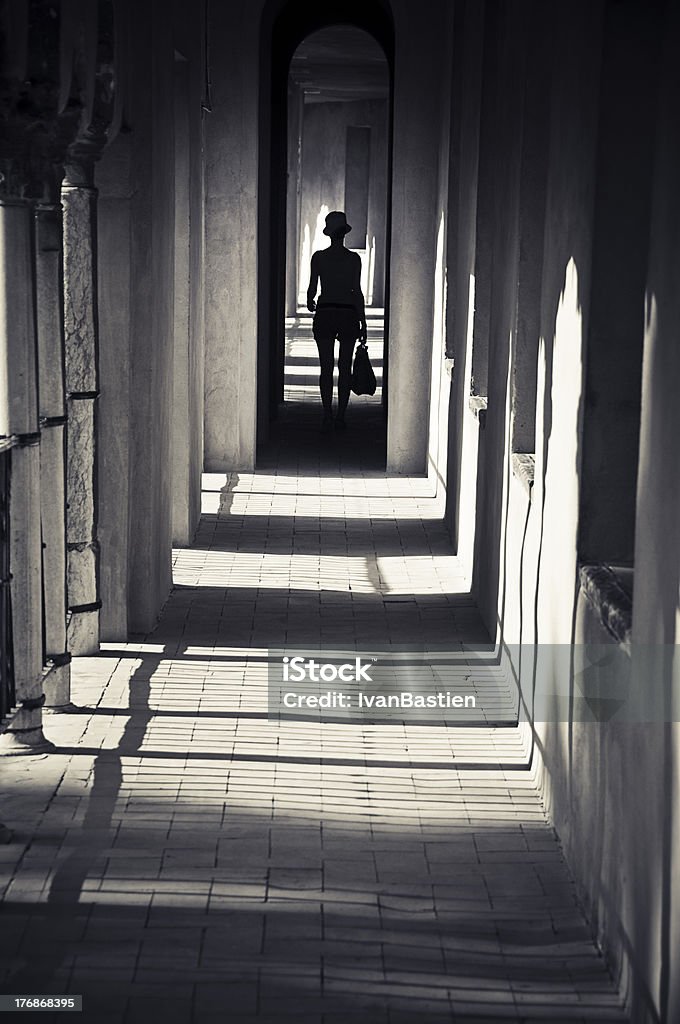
[0,193,30,209]
[62,159,98,190]
[0,1,122,202]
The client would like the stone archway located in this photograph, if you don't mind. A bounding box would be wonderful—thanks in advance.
[257,0,395,448]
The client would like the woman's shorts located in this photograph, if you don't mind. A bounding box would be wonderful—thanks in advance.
[312,306,360,343]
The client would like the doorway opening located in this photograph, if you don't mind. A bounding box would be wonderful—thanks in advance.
[258,8,393,468]
[284,28,389,434]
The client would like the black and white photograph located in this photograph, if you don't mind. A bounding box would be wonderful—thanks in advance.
[0,0,679,1021]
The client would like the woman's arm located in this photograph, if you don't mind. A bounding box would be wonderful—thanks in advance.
[307,252,320,312]
[352,252,366,340]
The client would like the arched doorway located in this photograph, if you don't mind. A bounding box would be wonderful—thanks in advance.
[257,1,394,454]
[280,27,389,455]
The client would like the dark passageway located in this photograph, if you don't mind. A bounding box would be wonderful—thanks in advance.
[266,22,390,458]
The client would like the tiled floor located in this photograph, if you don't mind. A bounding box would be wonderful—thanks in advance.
[0,318,626,1021]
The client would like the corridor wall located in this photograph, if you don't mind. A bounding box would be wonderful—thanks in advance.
[446,1,680,1020]
[204,1,260,471]
[97,0,206,635]
[295,99,388,309]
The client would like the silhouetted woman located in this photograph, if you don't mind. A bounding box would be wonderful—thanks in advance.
[307,210,366,432]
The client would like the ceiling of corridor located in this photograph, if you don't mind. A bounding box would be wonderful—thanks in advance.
[289,26,389,103]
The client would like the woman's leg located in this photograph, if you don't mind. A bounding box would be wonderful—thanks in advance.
[336,337,356,421]
[315,336,335,418]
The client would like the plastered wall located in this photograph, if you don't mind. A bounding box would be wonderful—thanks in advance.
[449,2,678,1019]
[97,0,205,635]
[295,99,388,308]
[204,0,262,472]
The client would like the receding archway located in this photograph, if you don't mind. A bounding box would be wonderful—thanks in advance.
[271,26,391,457]
[257,1,395,455]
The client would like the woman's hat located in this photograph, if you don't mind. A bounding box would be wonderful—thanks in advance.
[323,211,352,236]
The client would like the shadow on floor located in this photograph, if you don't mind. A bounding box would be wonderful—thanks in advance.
[0,385,627,1022]
[260,398,387,474]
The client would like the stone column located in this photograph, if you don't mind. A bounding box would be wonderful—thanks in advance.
[97,135,132,641]
[172,59,192,546]
[0,197,53,753]
[35,201,71,706]
[62,163,100,655]
[387,1,447,473]
[204,2,258,471]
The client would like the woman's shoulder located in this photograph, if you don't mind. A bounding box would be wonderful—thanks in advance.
[313,248,334,268]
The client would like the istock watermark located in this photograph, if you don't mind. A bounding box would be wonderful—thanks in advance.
[268,647,487,724]
[282,655,376,683]
[268,644,680,725]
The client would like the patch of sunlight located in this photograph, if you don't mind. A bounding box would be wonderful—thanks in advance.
[219,491,438,521]
[202,491,221,514]
[172,549,467,597]
[377,554,468,595]
[100,641,167,654]
[182,645,270,658]
[540,255,584,642]
[173,551,379,593]
[202,472,231,492]
[367,234,376,304]
[298,220,312,303]
[312,204,330,259]
[428,211,447,476]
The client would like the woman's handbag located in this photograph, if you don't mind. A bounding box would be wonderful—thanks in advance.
[351,342,377,396]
